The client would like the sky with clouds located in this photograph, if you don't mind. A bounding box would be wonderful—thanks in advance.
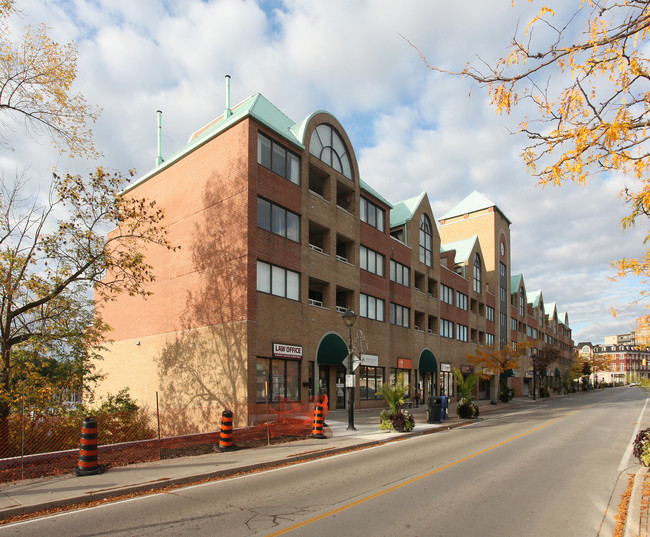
[3,0,648,344]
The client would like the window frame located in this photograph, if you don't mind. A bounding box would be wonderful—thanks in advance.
[257,260,300,301]
[360,293,385,322]
[419,214,433,267]
[258,132,301,185]
[257,196,300,242]
[360,245,385,277]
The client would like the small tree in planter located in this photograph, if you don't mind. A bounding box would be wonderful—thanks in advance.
[453,368,480,419]
[376,373,415,432]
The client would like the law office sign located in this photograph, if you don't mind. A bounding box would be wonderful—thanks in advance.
[273,343,303,360]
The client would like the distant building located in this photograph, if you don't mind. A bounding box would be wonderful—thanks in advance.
[604,333,636,346]
[578,341,650,384]
[95,86,574,430]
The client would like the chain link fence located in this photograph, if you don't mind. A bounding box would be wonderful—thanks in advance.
[0,392,315,483]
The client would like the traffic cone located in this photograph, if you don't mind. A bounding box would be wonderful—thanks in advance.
[73,417,104,476]
[218,409,236,451]
[310,404,326,439]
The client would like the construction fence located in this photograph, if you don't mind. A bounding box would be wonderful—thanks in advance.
[0,394,316,484]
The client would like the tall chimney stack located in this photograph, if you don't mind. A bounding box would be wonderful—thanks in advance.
[156,110,163,166]
[225,75,232,119]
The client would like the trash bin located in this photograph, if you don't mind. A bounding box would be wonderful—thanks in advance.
[427,396,443,424]
[440,395,448,422]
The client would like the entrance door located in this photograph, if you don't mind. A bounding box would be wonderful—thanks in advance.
[318,365,329,400]
[335,365,346,409]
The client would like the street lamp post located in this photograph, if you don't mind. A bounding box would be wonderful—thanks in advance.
[342,307,357,431]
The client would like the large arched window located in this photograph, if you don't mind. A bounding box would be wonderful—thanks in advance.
[419,214,432,267]
[309,124,353,180]
[473,253,481,293]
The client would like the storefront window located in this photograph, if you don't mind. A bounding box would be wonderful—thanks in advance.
[389,368,411,397]
[256,359,270,403]
[257,357,301,403]
[360,366,384,400]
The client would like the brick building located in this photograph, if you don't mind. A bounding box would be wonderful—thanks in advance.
[578,340,650,385]
[96,86,574,429]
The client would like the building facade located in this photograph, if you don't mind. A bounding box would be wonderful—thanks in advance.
[579,341,650,384]
[96,89,574,430]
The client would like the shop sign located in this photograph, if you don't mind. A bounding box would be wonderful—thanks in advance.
[461,365,474,374]
[273,343,303,360]
[360,354,379,366]
[440,362,451,372]
[397,358,412,369]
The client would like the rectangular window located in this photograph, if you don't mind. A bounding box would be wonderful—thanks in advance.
[257,196,300,243]
[360,197,385,232]
[457,324,468,342]
[271,204,285,236]
[258,135,272,169]
[441,284,454,305]
[257,132,301,185]
[360,245,385,277]
[257,197,271,231]
[256,358,300,403]
[360,293,385,321]
[257,261,300,301]
[486,333,495,346]
[360,366,384,400]
[390,303,410,327]
[440,319,454,338]
[389,259,410,287]
[486,306,495,322]
[511,317,517,331]
[457,292,468,311]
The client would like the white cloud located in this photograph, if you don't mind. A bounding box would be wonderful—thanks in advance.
[2,0,646,343]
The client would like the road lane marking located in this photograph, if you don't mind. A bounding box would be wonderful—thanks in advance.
[264,393,624,537]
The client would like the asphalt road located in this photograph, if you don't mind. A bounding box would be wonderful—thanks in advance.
[1,388,646,537]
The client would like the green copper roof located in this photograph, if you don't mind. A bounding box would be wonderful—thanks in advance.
[511,273,523,294]
[440,235,478,264]
[440,190,512,224]
[123,93,304,194]
[390,192,426,227]
[545,301,557,318]
[189,93,303,148]
[527,289,543,308]
[361,179,392,208]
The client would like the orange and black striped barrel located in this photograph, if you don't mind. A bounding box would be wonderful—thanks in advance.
[310,404,326,439]
[218,409,236,451]
[73,417,103,476]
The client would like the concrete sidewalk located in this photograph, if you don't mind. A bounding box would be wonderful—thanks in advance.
[0,398,508,520]
[0,392,643,536]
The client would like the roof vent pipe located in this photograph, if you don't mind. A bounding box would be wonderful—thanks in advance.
[225,75,232,119]
[156,110,164,166]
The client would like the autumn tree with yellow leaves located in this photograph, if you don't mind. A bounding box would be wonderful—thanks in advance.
[0,1,175,450]
[0,170,175,440]
[0,0,100,157]
[411,0,650,324]
[466,342,531,399]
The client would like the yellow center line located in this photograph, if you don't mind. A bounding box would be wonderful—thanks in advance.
[265,394,616,537]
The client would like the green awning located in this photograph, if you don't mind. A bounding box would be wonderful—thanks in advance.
[555,368,561,378]
[503,369,515,378]
[316,333,348,365]
[418,349,437,373]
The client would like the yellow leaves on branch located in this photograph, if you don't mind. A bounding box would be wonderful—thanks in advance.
[0,5,101,158]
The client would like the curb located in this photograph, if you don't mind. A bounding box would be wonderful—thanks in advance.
[0,417,470,521]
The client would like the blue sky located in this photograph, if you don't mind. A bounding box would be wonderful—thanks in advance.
[3,0,648,343]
